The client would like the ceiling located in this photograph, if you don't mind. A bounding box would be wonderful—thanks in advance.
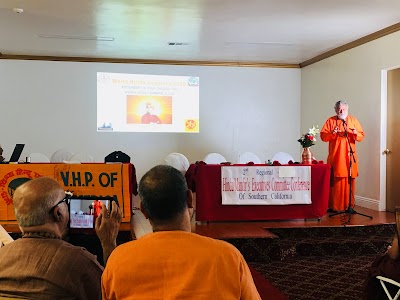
[1,0,400,66]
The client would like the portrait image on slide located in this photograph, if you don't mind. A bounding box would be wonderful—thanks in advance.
[126,95,172,125]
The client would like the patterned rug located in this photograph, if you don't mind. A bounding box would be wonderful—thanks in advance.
[249,265,289,300]
[224,224,395,299]
[251,254,378,300]
[267,224,394,259]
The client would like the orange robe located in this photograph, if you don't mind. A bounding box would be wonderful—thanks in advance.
[102,231,261,300]
[320,115,365,211]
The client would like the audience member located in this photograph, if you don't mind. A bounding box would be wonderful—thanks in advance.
[363,208,400,299]
[0,177,122,300]
[102,165,261,299]
[0,145,4,162]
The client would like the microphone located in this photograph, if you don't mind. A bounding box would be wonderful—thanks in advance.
[342,119,347,126]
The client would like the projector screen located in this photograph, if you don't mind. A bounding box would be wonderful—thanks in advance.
[97,72,199,133]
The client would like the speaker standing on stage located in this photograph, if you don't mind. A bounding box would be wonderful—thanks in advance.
[320,100,365,212]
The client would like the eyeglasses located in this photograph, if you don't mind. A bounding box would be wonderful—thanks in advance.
[48,192,73,214]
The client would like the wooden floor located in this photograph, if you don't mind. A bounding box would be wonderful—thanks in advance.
[132,205,395,240]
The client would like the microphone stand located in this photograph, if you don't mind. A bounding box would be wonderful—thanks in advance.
[329,121,372,224]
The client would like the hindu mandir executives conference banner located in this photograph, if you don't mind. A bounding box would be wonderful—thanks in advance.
[221,165,311,205]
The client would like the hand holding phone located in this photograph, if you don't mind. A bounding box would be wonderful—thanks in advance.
[95,201,122,245]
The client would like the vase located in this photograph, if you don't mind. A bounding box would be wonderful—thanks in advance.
[301,147,312,164]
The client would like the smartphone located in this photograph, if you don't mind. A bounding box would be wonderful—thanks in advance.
[69,195,118,229]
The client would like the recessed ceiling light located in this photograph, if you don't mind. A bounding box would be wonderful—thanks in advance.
[13,8,23,14]
[37,34,114,41]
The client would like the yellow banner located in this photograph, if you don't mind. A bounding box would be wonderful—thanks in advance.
[0,163,133,222]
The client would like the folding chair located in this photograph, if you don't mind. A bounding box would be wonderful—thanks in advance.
[377,276,400,300]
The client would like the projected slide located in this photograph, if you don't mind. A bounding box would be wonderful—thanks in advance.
[97,72,199,133]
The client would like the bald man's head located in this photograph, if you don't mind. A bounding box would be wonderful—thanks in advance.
[13,177,65,227]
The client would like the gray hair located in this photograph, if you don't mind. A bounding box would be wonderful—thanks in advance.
[13,177,63,227]
[334,100,348,110]
[139,165,188,224]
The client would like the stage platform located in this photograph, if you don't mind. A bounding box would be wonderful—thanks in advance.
[133,205,395,240]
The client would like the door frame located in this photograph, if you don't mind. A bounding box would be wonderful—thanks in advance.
[380,66,400,211]
[379,69,387,211]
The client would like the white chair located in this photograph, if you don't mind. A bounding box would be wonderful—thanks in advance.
[69,152,94,163]
[164,153,190,175]
[203,153,227,164]
[237,152,261,164]
[0,225,14,248]
[377,276,400,300]
[50,148,74,162]
[29,153,50,163]
[271,152,294,164]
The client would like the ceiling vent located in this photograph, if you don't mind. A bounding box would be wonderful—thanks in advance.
[225,41,294,46]
[37,34,114,41]
[167,42,189,46]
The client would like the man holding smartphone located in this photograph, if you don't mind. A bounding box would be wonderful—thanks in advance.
[0,177,122,299]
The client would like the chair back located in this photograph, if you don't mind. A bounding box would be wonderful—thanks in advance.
[0,225,14,248]
[237,152,261,164]
[50,148,74,162]
[271,152,294,164]
[164,153,190,175]
[203,153,227,164]
[377,276,400,300]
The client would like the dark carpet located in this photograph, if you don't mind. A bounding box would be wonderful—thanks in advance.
[251,254,378,300]
[249,265,289,300]
[225,224,395,300]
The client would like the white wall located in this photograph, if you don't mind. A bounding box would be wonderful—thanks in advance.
[0,60,301,179]
[301,30,400,210]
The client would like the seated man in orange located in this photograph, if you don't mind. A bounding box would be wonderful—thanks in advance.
[102,165,261,299]
[320,100,365,212]
[0,177,122,299]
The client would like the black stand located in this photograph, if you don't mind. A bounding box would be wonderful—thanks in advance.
[329,122,372,224]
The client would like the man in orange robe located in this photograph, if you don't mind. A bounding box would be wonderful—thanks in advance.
[320,100,365,211]
[102,165,261,299]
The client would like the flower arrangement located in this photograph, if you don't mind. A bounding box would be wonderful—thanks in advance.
[298,125,320,148]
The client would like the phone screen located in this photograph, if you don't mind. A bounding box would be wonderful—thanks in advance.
[69,199,110,228]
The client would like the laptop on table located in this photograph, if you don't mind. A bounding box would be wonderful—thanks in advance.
[0,144,25,164]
